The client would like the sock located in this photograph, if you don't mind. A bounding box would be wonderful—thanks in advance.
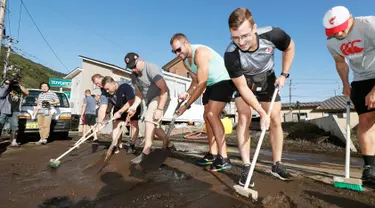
[363,155,375,166]
[244,163,250,167]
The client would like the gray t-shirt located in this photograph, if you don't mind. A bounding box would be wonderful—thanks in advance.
[326,16,375,82]
[131,62,170,105]
[83,96,97,115]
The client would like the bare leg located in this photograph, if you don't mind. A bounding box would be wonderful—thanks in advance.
[235,97,252,164]
[204,104,218,155]
[261,101,283,163]
[205,101,227,157]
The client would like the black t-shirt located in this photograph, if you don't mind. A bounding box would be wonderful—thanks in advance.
[224,26,291,78]
[106,83,135,109]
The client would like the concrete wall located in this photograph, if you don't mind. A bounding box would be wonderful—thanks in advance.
[307,115,357,152]
[70,70,83,115]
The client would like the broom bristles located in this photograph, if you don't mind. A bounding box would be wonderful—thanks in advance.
[333,181,364,192]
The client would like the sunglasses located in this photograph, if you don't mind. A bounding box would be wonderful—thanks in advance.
[171,48,182,54]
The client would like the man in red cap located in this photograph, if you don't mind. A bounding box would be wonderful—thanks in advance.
[324,6,375,184]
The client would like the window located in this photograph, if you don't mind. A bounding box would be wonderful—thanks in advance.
[22,90,70,108]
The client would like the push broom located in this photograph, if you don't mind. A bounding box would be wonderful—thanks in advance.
[69,123,98,147]
[48,117,116,168]
[233,86,279,201]
[332,100,363,191]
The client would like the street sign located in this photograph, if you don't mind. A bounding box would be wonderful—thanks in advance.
[63,91,71,99]
[49,78,72,88]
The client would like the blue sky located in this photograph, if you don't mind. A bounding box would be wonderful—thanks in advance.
[5,0,375,103]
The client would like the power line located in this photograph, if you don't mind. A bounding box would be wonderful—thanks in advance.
[13,46,59,70]
[20,0,69,73]
[17,0,22,40]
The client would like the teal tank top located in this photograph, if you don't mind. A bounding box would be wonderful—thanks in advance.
[184,44,230,86]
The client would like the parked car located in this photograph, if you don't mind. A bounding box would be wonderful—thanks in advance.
[18,89,72,139]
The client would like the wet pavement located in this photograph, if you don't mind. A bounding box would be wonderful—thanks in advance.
[0,135,375,208]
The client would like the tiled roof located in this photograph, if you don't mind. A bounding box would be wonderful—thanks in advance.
[162,57,181,71]
[282,102,321,109]
[316,95,355,111]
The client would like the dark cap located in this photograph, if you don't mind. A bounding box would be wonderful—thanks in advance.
[124,52,139,69]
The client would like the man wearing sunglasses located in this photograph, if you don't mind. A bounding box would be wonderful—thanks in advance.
[224,8,295,186]
[170,33,236,172]
[124,52,172,164]
[324,6,375,184]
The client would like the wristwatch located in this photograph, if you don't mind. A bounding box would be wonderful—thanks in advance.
[281,72,290,78]
[184,102,191,109]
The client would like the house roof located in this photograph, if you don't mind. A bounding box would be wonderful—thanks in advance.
[162,57,181,71]
[77,55,192,82]
[79,55,132,74]
[64,67,82,79]
[316,95,355,111]
[282,102,321,109]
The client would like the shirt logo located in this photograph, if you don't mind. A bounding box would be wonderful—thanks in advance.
[265,47,272,53]
[340,40,364,56]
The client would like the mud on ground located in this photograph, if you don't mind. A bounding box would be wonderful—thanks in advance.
[0,138,375,208]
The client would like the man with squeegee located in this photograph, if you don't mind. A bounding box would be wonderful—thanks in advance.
[324,6,375,189]
[224,7,294,200]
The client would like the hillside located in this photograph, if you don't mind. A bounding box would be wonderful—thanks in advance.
[0,46,66,88]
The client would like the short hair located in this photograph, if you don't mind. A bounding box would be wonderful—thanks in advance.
[228,8,255,30]
[101,76,115,87]
[40,82,50,89]
[85,89,91,94]
[170,33,188,45]
[91,74,103,82]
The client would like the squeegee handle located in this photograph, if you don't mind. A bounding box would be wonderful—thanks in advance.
[55,118,116,161]
[244,85,279,189]
[345,100,350,178]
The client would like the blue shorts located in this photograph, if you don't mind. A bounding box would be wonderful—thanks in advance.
[0,112,20,131]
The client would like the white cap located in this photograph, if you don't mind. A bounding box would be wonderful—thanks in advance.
[323,6,350,36]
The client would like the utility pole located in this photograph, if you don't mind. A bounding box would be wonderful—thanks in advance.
[3,37,18,79]
[289,79,292,104]
[0,0,6,53]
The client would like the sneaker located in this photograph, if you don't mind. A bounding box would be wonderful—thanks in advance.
[271,161,293,180]
[9,140,20,147]
[126,144,136,154]
[362,165,375,184]
[196,152,217,166]
[208,155,232,172]
[36,139,47,145]
[238,164,255,187]
[131,153,147,164]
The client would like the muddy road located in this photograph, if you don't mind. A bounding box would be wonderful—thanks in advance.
[0,136,375,208]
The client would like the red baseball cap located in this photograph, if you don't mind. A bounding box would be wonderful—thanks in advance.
[323,6,351,36]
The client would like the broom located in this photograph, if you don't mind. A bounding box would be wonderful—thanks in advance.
[333,100,363,191]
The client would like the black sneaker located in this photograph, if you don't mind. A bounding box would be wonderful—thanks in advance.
[238,164,255,187]
[208,155,232,172]
[126,144,136,154]
[196,152,217,166]
[271,161,293,180]
[362,165,375,184]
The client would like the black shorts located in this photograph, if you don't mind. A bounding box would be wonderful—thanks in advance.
[351,78,375,115]
[113,105,142,121]
[202,80,235,105]
[84,114,97,126]
[234,70,281,102]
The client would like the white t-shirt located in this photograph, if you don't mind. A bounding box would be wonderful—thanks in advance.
[326,16,375,82]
